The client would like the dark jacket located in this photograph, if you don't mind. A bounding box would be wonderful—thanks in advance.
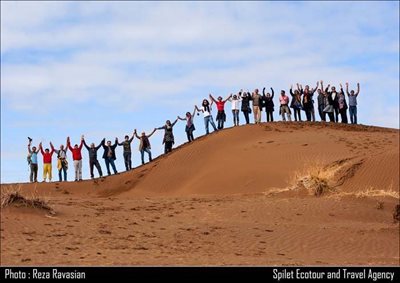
[240,92,251,111]
[262,87,275,111]
[325,87,343,109]
[83,139,104,161]
[102,139,118,160]
[118,137,134,153]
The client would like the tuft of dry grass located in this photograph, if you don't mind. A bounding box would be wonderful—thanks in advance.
[1,185,55,215]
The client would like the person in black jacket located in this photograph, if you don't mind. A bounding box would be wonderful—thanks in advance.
[83,138,104,179]
[320,80,335,122]
[102,138,118,176]
[324,84,340,122]
[290,84,302,121]
[118,133,135,171]
[337,83,348,124]
[240,90,251,124]
[299,82,318,122]
[262,87,274,122]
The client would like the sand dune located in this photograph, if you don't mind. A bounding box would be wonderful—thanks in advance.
[1,122,399,265]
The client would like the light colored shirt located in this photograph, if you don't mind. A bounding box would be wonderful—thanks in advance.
[201,106,212,117]
[231,98,241,110]
[279,95,289,105]
[30,152,38,164]
[348,95,357,106]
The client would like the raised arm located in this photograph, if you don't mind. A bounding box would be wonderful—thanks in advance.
[195,105,203,113]
[28,143,32,154]
[79,139,84,150]
[148,128,157,138]
[290,86,294,96]
[172,118,178,127]
[50,142,55,154]
[95,139,105,150]
[209,94,217,103]
[83,139,90,150]
[271,87,274,98]
[223,94,232,103]
[263,87,266,96]
[356,83,360,96]
[192,106,197,117]
[134,130,140,139]
[39,143,44,155]
[177,116,186,121]
[129,133,134,143]
[67,137,73,151]
[311,81,319,94]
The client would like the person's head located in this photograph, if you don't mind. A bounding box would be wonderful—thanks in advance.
[202,99,209,106]
[186,111,191,117]
[166,120,171,126]
[107,141,111,146]
[45,148,50,153]
[350,90,355,95]
[304,88,309,94]
[281,90,285,96]
[317,89,322,94]
[217,96,222,101]
[141,132,146,137]
[255,89,259,94]
[32,146,37,152]
[60,145,64,150]
[125,135,129,140]
[233,94,237,100]
[305,85,310,90]
[294,90,299,95]
[90,143,95,148]
[331,86,336,92]
[74,144,78,149]
[266,92,271,98]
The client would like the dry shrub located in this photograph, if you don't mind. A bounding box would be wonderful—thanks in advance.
[1,185,55,215]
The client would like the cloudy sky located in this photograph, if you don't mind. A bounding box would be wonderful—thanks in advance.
[1,1,399,183]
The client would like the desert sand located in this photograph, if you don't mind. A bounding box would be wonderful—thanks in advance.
[1,122,399,266]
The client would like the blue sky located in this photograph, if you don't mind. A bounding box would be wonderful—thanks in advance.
[1,1,399,183]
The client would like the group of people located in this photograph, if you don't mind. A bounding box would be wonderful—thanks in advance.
[26,81,360,183]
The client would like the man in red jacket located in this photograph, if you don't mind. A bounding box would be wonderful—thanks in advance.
[67,136,84,181]
[39,142,55,182]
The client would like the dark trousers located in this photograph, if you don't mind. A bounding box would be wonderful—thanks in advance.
[340,108,348,124]
[105,157,117,175]
[164,141,173,154]
[123,152,132,171]
[293,109,302,121]
[232,110,240,126]
[140,148,152,164]
[30,163,38,182]
[58,162,67,182]
[242,110,250,124]
[305,109,312,121]
[327,112,335,122]
[334,107,339,123]
[90,159,103,178]
[318,105,326,121]
[186,129,194,142]
[266,110,273,122]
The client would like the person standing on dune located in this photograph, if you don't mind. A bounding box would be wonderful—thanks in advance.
[346,82,360,124]
[251,89,262,124]
[300,82,319,122]
[83,137,104,179]
[117,133,135,171]
[229,93,241,126]
[279,90,292,121]
[290,84,302,121]
[134,128,157,165]
[157,119,179,154]
[67,136,84,181]
[178,108,197,142]
[240,90,252,124]
[262,87,275,122]
[321,81,335,122]
[39,142,55,182]
[53,144,68,182]
[102,138,118,176]
[317,88,326,122]
[338,83,348,124]
[209,93,232,129]
[27,139,40,183]
[195,99,218,135]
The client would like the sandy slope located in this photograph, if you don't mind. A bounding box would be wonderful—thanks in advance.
[1,122,399,266]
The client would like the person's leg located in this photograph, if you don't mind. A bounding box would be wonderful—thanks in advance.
[58,168,62,182]
[123,152,129,171]
[235,110,239,125]
[128,153,132,170]
[29,163,35,183]
[354,106,357,124]
[105,158,111,175]
[293,109,298,121]
[299,109,302,121]
[110,159,117,174]
[48,165,52,182]
[311,107,315,122]
[94,160,103,177]
[243,111,249,124]
[281,107,286,121]
[204,117,210,134]
[145,148,152,161]
[186,131,191,142]
[63,166,67,181]
[210,116,217,131]
[140,150,145,164]
[33,164,38,182]
[257,107,261,123]
[43,164,47,182]
[335,108,339,123]
[78,160,82,180]
[89,160,95,178]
